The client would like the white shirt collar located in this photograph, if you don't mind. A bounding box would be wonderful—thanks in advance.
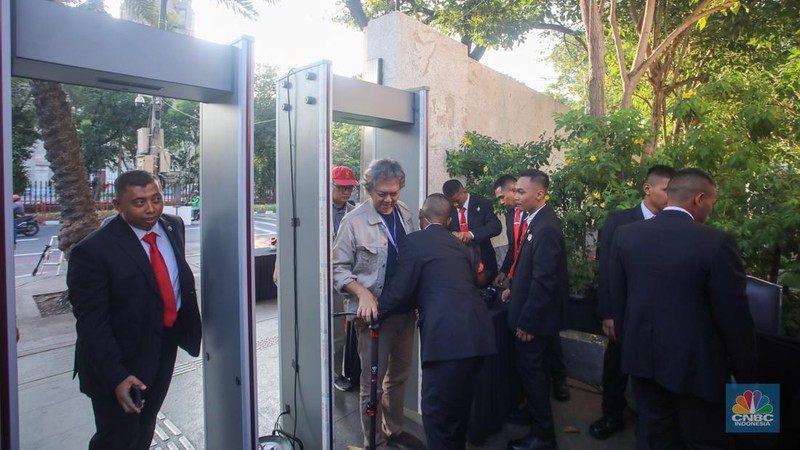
[461,194,471,211]
[640,201,656,220]
[525,203,546,225]
[662,206,694,220]
[128,220,165,241]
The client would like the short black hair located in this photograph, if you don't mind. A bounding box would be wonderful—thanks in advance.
[493,174,517,191]
[666,168,716,202]
[442,179,464,198]
[519,169,549,190]
[422,193,452,221]
[115,170,160,200]
[645,165,676,184]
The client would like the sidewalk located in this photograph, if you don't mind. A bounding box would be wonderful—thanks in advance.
[14,255,638,449]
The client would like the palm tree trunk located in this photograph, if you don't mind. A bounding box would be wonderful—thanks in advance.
[31,80,98,253]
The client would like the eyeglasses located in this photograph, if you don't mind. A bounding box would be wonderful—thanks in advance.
[373,190,400,199]
[333,185,355,192]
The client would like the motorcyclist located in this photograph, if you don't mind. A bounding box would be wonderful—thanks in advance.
[12,194,25,218]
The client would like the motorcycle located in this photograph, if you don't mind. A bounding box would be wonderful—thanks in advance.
[15,214,40,237]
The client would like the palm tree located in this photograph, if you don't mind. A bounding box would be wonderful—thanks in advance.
[31,0,265,253]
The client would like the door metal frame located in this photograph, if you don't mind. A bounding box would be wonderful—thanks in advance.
[2,1,256,448]
[275,61,427,449]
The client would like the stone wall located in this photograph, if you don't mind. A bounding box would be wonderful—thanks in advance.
[365,12,571,196]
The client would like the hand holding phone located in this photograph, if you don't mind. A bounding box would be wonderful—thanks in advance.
[130,386,143,409]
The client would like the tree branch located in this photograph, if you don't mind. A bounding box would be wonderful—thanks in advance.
[609,0,629,85]
[631,0,657,76]
[630,1,734,80]
[345,0,369,30]
[627,0,641,32]
[530,22,587,51]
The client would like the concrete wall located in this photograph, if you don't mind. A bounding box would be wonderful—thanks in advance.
[365,12,571,196]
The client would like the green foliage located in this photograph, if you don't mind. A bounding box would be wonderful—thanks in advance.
[337,0,573,57]
[254,63,278,203]
[332,122,362,181]
[66,85,149,174]
[548,109,658,296]
[11,78,39,194]
[662,64,800,287]
[445,131,552,212]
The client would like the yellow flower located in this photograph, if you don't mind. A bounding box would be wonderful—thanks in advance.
[582,138,589,144]
[600,202,606,209]
[544,194,550,202]
[682,90,696,99]
[634,138,645,145]
[483,165,489,173]
[564,158,572,166]
[590,155,597,162]
[462,136,473,146]
[593,191,602,200]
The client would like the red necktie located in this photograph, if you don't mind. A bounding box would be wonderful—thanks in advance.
[508,216,528,280]
[459,207,468,232]
[513,209,522,245]
[143,232,177,327]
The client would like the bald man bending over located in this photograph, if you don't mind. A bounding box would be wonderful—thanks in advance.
[379,193,496,450]
[610,168,757,449]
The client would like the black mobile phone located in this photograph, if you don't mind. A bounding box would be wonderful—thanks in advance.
[130,386,143,408]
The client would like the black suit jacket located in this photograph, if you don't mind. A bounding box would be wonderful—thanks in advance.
[68,214,202,398]
[499,209,517,276]
[378,225,496,363]
[610,210,757,402]
[597,205,644,318]
[447,194,502,278]
[507,204,569,336]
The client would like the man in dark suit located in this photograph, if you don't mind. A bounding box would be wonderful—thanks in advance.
[589,165,675,440]
[68,170,202,450]
[493,174,520,287]
[506,169,569,450]
[610,168,757,449]
[494,174,570,403]
[443,179,502,287]
[379,193,496,449]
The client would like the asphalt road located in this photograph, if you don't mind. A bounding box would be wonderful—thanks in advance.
[13,214,277,278]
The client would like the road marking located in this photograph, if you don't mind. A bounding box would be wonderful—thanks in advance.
[16,238,38,242]
[14,252,43,257]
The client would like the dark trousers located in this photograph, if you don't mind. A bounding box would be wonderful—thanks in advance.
[422,357,483,450]
[514,336,556,439]
[88,329,179,450]
[546,336,566,381]
[631,376,732,450]
[601,339,628,420]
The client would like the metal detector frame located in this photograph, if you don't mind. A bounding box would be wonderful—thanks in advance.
[275,61,427,449]
[2,1,256,448]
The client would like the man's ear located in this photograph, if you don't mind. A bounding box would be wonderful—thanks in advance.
[112,198,121,212]
[643,182,651,196]
[445,216,452,227]
[691,191,706,212]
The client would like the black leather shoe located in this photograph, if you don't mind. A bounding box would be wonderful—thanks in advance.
[552,378,570,402]
[507,432,557,450]
[589,416,624,439]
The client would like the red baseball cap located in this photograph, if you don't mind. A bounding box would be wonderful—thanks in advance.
[332,166,359,186]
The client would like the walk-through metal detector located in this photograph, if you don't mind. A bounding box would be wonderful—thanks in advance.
[275,61,427,448]
[2,1,257,448]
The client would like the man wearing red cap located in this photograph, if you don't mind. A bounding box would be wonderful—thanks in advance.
[331,166,359,392]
